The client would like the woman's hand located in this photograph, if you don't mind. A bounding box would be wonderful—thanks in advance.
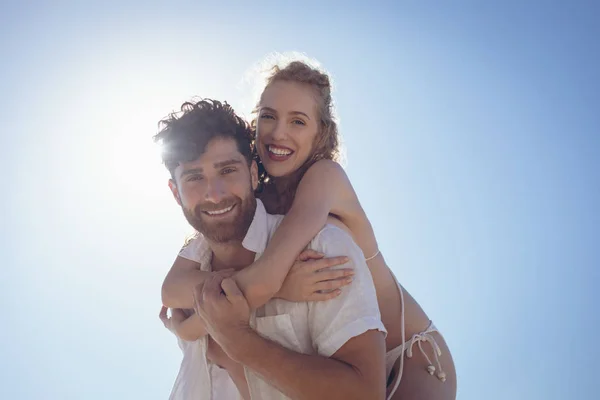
[159,306,189,333]
[276,249,353,302]
[159,306,172,330]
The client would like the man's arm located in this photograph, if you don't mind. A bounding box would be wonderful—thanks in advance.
[161,256,213,309]
[232,327,386,400]
[233,226,388,399]
[195,266,387,400]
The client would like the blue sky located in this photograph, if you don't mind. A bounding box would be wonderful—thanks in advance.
[1,1,598,399]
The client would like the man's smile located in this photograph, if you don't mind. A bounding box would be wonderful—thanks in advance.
[202,204,236,218]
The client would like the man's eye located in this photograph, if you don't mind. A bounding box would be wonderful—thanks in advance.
[187,175,203,181]
[222,168,236,175]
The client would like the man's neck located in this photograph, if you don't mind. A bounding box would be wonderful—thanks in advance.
[209,240,256,272]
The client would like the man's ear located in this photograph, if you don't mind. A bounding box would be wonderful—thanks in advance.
[168,179,182,206]
[250,160,259,191]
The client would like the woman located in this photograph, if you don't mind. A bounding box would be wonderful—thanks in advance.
[161,58,457,399]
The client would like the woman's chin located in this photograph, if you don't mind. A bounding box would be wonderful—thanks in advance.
[260,154,312,179]
[260,157,292,177]
[265,166,292,178]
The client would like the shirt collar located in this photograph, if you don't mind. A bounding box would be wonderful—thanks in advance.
[242,198,270,256]
[197,198,271,272]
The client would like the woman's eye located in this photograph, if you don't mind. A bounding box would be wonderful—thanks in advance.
[260,114,275,120]
[292,119,306,126]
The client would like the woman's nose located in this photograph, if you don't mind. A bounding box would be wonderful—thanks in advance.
[270,120,287,141]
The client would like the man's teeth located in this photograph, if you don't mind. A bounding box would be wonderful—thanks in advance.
[268,145,292,156]
[206,205,234,215]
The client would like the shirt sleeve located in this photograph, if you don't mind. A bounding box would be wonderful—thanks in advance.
[178,234,204,263]
[307,225,387,357]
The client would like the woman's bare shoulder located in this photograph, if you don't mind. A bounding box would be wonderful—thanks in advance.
[305,159,363,217]
[304,159,349,182]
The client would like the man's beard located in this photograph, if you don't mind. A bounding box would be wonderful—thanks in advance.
[182,191,257,244]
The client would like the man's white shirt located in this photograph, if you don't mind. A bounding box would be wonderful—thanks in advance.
[169,199,386,400]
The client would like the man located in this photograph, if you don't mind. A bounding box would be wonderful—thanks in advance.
[157,99,386,399]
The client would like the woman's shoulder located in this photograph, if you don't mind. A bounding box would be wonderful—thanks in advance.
[301,159,353,196]
[305,159,347,178]
[304,159,362,216]
[304,161,378,257]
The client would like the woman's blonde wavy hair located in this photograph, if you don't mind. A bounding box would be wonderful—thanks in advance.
[246,54,343,208]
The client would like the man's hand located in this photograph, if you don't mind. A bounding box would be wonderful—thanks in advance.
[193,275,252,361]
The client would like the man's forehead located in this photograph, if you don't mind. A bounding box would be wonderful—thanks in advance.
[175,138,245,176]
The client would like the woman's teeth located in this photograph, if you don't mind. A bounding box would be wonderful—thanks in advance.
[206,205,234,215]
[268,145,292,156]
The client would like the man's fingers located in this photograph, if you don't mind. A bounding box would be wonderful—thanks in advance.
[194,275,223,316]
[198,271,234,305]
[298,249,324,261]
[307,255,349,272]
[220,278,244,304]
[204,274,225,299]
[215,268,236,278]
[315,268,354,282]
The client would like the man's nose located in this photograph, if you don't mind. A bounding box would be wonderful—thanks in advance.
[204,178,226,204]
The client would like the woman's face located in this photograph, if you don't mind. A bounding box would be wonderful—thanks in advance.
[256,80,320,178]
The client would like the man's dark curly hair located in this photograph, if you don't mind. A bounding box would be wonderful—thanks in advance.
[154,99,255,178]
